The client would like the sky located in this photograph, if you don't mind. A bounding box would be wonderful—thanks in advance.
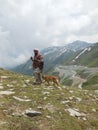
[0,0,98,68]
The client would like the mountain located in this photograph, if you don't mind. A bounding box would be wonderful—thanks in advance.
[11,59,33,76]
[66,40,92,51]
[51,42,98,87]
[42,40,91,54]
[10,40,98,89]
[11,40,92,74]
[0,68,98,130]
[71,42,98,67]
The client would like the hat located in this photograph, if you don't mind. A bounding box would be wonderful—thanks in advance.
[34,48,39,52]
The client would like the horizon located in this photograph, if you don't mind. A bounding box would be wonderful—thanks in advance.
[4,40,97,69]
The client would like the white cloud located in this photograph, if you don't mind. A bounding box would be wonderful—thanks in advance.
[0,0,98,68]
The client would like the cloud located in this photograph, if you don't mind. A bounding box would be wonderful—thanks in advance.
[0,0,98,68]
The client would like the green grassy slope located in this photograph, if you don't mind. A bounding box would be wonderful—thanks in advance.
[82,75,98,90]
[75,43,98,67]
[0,68,98,130]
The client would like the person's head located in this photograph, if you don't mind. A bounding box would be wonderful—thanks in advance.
[34,48,39,55]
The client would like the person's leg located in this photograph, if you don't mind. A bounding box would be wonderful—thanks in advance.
[33,69,39,83]
[33,68,42,84]
[37,72,42,83]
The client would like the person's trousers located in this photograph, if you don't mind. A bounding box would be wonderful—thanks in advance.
[33,68,42,83]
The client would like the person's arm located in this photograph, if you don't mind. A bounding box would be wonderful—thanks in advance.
[30,56,34,61]
[38,55,44,62]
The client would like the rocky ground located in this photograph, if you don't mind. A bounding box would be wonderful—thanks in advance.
[0,68,98,130]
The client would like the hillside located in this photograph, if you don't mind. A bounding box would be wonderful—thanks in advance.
[11,59,33,76]
[82,74,98,89]
[0,68,98,130]
[72,42,98,67]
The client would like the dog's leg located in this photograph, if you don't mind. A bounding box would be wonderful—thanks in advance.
[55,79,59,86]
[46,80,50,86]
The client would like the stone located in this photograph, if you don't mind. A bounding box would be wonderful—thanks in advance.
[25,109,42,117]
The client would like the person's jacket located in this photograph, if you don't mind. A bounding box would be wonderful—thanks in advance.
[32,53,44,70]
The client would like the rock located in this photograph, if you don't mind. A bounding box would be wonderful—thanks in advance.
[1,76,9,79]
[24,79,30,83]
[65,108,86,118]
[44,103,55,113]
[12,112,22,116]
[76,97,82,102]
[0,121,7,125]
[13,96,31,102]
[0,85,3,89]
[61,100,70,104]
[42,91,50,95]
[95,90,98,94]
[46,115,51,119]
[7,84,14,87]
[92,108,96,112]
[69,90,74,93]
[25,109,42,117]
[37,106,43,110]
[0,90,15,95]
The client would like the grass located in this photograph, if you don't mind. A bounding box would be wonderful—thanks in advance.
[82,74,98,90]
[62,77,73,86]
[0,68,98,130]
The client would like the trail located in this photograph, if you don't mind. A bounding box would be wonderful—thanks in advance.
[70,75,86,88]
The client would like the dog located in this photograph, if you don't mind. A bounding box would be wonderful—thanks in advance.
[42,75,59,86]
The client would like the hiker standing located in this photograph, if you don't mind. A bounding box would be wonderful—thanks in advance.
[30,48,44,84]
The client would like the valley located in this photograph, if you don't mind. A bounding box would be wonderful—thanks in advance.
[54,65,98,88]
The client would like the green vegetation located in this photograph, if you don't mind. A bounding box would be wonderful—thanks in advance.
[63,51,80,65]
[76,69,89,79]
[76,43,98,67]
[62,77,73,86]
[82,75,98,90]
[0,68,98,130]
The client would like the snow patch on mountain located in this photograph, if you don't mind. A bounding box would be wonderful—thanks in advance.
[55,47,67,58]
[73,47,91,62]
[42,47,59,55]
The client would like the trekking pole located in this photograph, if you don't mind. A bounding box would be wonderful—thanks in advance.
[22,59,31,70]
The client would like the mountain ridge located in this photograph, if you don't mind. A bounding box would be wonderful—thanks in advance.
[72,42,98,67]
[11,40,94,75]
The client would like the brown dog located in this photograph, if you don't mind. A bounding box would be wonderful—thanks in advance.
[42,75,59,86]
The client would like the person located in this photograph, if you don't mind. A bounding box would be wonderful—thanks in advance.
[30,48,44,84]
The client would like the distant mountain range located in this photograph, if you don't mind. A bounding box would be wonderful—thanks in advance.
[11,40,98,75]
